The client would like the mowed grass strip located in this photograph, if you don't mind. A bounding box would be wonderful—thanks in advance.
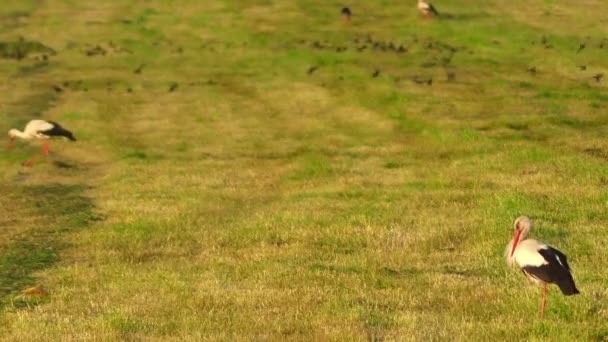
[1,0,608,340]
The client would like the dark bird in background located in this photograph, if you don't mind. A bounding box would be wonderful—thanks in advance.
[417,0,439,19]
[8,119,76,167]
[593,73,604,82]
[579,65,587,71]
[413,76,433,85]
[307,66,319,75]
[134,64,145,74]
[539,36,553,49]
[341,7,352,22]
[577,43,585,53]
[372,69,380,78]
[527,66,537,75]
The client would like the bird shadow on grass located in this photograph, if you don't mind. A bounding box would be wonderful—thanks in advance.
[53,160,77,169]
[438,13,487,21]
[0,183,100,309]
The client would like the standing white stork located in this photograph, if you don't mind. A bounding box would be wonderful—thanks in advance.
[505,216,579,320]
[8,119,76,167]
[417,0,439,19]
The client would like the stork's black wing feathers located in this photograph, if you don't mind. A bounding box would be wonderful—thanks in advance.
[39,121,76,141]
[546,247,572,272]
[429,3,439,16]
[522,247,579,295]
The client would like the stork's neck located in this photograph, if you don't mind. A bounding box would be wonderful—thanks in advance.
[9,129,32,140]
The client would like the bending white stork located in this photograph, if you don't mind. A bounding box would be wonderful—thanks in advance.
[417,0,439,19]
[8,119,76,167]
[505,216,579,320]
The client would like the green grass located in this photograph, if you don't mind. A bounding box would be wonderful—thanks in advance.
[1,0,608,340]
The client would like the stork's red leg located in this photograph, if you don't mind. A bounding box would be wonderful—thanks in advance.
[23,144,50,167]
[22,155,41,167]
[540,283,547,320]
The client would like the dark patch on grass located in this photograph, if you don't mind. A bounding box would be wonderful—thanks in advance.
[0,184,95,308]
[505,121,529,131]
[582,147,608,161]
[518,81,535,89]
[383,160,401,169]
[53,160,77,169]
[550,116,593,128]
[168,82,179,92]
[0,38,55,60]
[123,150,163,160]
[536,89,560,99]
[85,45,106,56]
[267,233,290,247]
[175,142,190,153]
[18,61,49,75]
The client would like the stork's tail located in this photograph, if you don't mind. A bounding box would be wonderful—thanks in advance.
[557,276,580,296]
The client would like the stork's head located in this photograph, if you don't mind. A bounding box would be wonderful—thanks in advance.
[7,129,18,149]
[510,216,532,256]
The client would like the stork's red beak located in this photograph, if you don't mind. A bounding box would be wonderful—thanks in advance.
[510,229,522,256]
[8,136,14,150]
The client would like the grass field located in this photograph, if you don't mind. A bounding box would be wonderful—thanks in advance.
[1,0,608,340]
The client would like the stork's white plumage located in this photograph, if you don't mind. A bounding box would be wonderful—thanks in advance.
[8,119,76,167]
[505,216,579,320]
[417,0,439,19]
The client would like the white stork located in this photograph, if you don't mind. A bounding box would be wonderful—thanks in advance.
[505,216,579,320]
[8,119,76,167]
[417,0,439,19]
